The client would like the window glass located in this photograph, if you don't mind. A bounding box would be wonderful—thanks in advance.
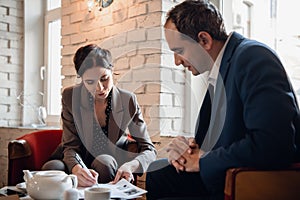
[44,0,62,126]
[47,0,61,10]
[47,19,62,116]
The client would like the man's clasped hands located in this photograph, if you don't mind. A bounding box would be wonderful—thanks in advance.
[166,136,206,173]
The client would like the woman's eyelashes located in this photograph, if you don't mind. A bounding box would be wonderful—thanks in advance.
[85,80,95,85]
[84,76,109,85]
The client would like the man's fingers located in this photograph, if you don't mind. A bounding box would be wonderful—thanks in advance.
[171,160,185,172]
[168,149,181,162]
[173,136,189,147]
[188,137,197,147]
[168,149,187,164]
[166,138,190,154]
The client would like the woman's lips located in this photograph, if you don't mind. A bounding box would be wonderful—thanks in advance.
[96,92,105,97]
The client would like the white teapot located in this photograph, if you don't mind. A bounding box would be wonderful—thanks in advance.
[23,170,78,199]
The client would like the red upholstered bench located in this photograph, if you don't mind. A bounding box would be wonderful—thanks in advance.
[8,129,138,186]
[8,129,63,186]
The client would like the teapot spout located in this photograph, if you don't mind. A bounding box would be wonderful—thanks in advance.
[23,170,33,182]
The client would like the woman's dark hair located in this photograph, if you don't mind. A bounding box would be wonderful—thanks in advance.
[73,44,113,76]
[165,0,227,42]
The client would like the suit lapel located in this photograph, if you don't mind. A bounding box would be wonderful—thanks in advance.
[219,32,244,81]
[201,74,226,151]
[199,32,245,150]
[195,89,212,145]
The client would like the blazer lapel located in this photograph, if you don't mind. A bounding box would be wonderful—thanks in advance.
[108,86,124,144]
[79,107,94,151]
[73,85,94,150]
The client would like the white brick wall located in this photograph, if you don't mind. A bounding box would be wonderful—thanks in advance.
[0,0,185,187]
[0,0,24,127]
[61,0,183,141]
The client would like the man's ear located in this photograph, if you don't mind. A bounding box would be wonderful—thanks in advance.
[197,31,213,50]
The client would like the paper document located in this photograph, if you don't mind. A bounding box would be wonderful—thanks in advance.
[78,178,147,199]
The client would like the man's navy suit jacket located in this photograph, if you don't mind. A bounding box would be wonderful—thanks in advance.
[195,32,300,192]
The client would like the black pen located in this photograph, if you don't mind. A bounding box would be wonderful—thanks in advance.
[74,153,94,176]
[74,153,100,186]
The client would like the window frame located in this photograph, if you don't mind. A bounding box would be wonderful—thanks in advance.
[43,5,62,126]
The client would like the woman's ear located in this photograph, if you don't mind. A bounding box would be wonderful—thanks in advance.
[197,31,213,50]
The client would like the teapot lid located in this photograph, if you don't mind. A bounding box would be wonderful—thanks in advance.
[36,170,66,177]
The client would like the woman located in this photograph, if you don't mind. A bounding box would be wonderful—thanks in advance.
[44,44,156,187]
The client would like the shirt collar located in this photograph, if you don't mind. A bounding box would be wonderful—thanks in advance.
[208,32,233,88]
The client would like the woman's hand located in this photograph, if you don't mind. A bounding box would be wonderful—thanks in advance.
[72,164,98,187]
[111,160,139,184]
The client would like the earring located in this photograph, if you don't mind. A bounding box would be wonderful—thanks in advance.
[75,75,82,84]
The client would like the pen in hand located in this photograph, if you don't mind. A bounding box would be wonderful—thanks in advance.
[74,153,99,186]
[74,153,91,174]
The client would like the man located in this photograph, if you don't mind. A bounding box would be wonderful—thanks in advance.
[146,0,300,199]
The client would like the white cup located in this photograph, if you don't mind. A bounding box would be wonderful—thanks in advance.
[84,187,111,200]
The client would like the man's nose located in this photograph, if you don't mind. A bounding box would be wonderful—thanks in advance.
[174,53,183,66]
